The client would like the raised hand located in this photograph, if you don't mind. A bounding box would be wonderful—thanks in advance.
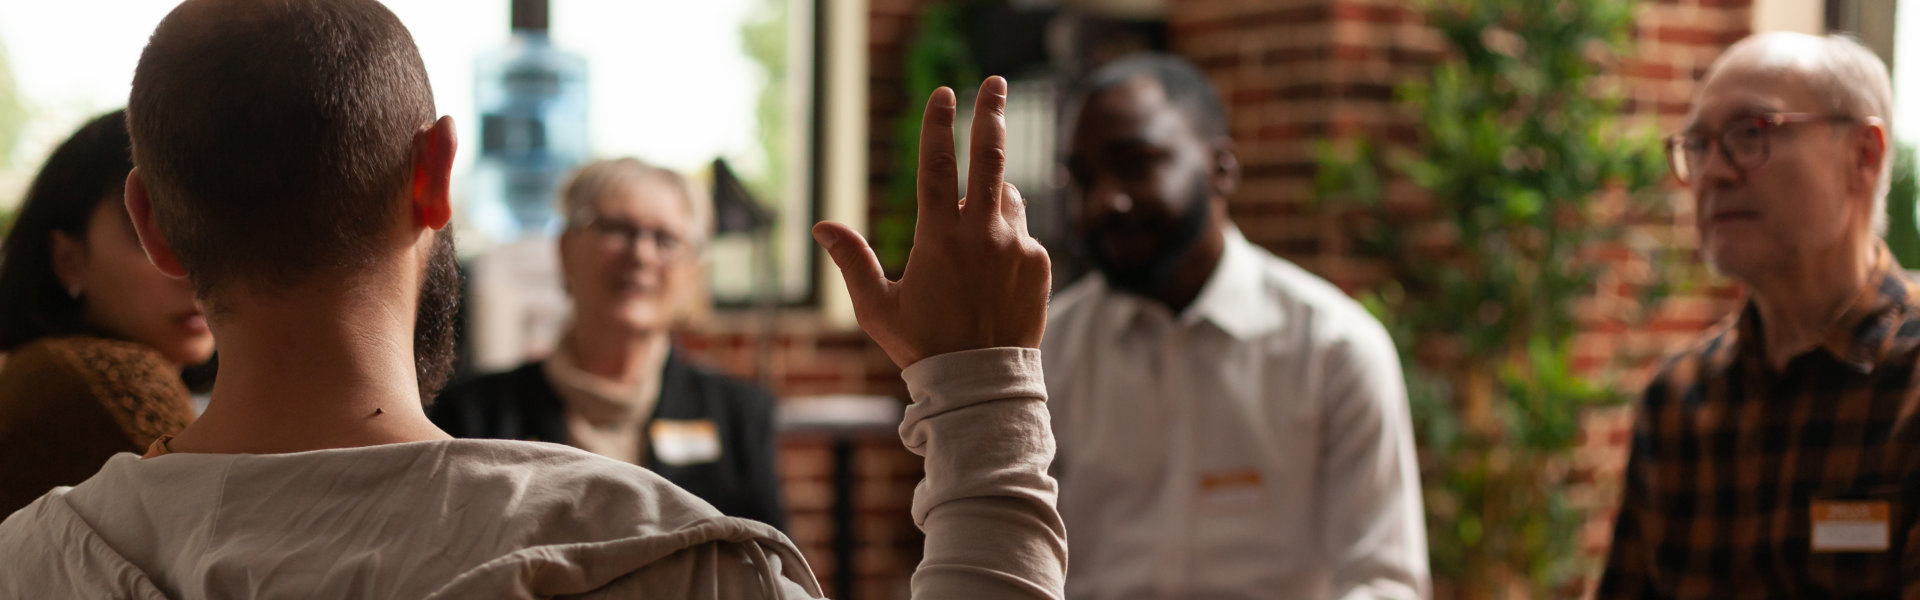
[812,76,1051,369]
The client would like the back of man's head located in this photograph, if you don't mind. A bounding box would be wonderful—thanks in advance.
[129,0,436,299]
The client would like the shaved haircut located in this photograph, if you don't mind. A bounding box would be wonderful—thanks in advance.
[1076,53,1229,139]
[128,0,437,300]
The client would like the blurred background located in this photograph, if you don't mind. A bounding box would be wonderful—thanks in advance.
[0,0,1916,598]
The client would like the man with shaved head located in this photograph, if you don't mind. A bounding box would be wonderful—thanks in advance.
[0,0,1064,597]
[1596,33,1914,597]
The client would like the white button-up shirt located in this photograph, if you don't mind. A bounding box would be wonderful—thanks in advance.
[1043,227,1429,600]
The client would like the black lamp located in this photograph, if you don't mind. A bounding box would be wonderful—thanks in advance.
[709,158,779,387]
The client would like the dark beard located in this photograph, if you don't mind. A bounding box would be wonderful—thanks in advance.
[1085,178,1214,296]
[414,231,461,400]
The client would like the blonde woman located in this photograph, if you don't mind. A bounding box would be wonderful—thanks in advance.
[431,158,784,530]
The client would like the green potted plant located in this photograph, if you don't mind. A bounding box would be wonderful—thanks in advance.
[877,1,981,274]
[1315,0,1677,596]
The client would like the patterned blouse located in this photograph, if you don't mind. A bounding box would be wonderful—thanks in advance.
[0,335,193,515]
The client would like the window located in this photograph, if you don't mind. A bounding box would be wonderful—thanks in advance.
[0,1,830,370]
[545,0,818,306]
[0,1,819,307]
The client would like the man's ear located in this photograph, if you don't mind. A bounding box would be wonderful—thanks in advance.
[124,168,189,278]
[411,115,458,230]
[1854,116,1890,198]
[1211,135,1241,200]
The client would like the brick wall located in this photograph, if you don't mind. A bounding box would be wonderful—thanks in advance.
[672,319,920,599]
[1574,0,1754,566]
[1165,0,1755,592]
[867,0,923,233]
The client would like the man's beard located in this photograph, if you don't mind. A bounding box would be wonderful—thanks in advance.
[1084,178,1214,296]
[414,231,461,400]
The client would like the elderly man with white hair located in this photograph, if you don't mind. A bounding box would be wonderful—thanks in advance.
[1595,32,1915,597]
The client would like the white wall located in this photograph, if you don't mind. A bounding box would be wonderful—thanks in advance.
[817,0,868,328]
[1752,0,1823,34]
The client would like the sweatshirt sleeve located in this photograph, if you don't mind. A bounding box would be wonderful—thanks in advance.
[896,347,1067,600]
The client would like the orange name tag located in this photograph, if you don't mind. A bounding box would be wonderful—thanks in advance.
[1810,500,1891,553]
[1199,469,1266,507]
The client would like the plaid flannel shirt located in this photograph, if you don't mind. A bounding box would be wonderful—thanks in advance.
[1596,244,1920,598]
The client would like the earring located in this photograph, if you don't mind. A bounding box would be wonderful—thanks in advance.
[66,284,82,300]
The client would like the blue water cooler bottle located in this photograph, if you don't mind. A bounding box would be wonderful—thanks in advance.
[471,0,589,240]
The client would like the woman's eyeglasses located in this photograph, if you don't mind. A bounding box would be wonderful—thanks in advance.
[575,216,691,261]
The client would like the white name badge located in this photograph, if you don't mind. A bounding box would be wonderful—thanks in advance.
[651,419,722,466]
[1811,500,1891,553]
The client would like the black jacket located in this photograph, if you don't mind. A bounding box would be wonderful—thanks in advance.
[429,351,786,531]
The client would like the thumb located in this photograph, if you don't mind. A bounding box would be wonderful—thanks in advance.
[812,221,888,303]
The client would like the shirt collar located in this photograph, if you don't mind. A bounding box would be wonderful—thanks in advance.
[1097,225,1284,341]
[1732,241,1914,374]
[1189,226,1285,339]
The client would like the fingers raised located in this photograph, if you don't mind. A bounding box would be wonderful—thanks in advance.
[964,76,1009,225]
[916,87,960,234]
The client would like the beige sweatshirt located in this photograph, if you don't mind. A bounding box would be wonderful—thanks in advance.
[0,347,1066,599]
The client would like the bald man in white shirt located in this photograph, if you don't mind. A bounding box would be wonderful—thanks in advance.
[1046,53,1430,600]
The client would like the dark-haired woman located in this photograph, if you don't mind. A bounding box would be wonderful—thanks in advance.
[0,110,215,516]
